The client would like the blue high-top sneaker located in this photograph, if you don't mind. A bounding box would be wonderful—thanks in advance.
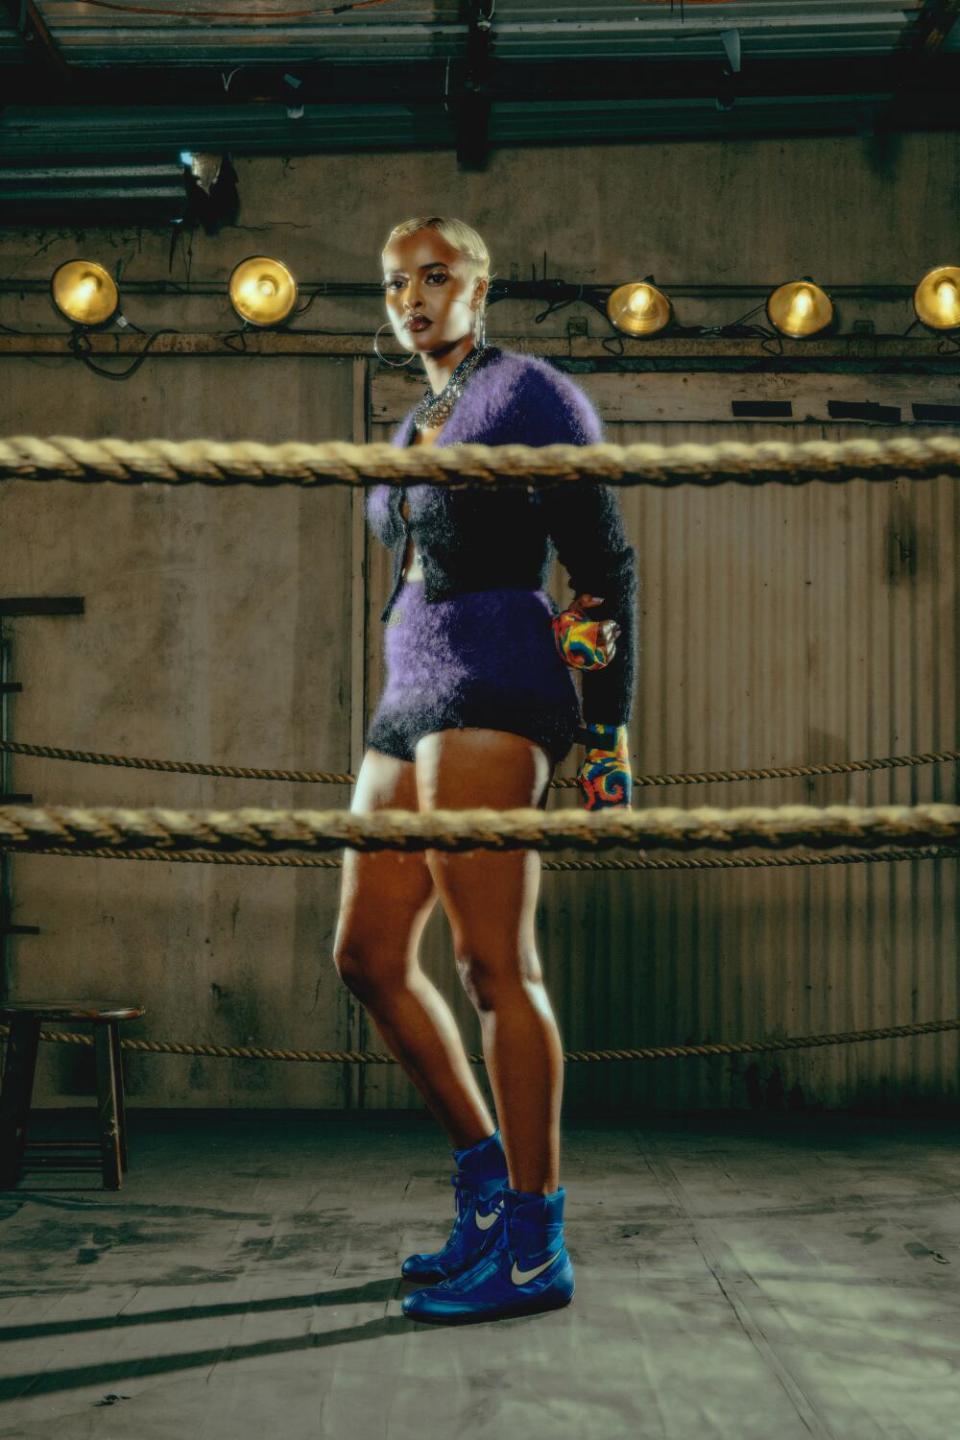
[401,1184,574,1324]
[400,1129,509,1284]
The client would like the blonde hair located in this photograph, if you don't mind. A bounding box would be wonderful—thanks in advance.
[382,215,494,321]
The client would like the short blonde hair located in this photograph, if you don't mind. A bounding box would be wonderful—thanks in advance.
[382,215,494,316]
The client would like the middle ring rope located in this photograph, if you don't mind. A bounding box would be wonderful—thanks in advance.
[0,802,957,854]
[0,738,954,789]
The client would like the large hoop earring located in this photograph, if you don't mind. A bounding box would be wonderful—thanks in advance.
[373,321,416,367]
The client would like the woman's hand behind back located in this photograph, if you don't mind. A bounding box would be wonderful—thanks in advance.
[552,594,621,670]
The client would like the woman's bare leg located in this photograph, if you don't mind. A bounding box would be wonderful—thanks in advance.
[332,746,495,1149]
[415,728,563,1195]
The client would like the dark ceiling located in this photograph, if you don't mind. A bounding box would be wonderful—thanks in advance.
[1,1,958,165]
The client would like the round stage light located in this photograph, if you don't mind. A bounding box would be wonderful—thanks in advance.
[50,260,119,327]
[228,256,298,327]
[606,281,672,338]
[766,280,833,338]
[913,265,960,331]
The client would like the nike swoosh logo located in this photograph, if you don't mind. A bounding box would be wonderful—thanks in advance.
[475,1207,501,1231]
[511,1249,562,1286]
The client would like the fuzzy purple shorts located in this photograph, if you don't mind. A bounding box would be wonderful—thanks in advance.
[365,580,583,767]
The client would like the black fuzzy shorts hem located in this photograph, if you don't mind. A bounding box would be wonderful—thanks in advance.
[365,697,580,770]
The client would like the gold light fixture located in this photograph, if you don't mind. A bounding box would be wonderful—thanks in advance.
[50,259,119,327]
[913,265,960,331]
[228,256,298,327]
[766,279,833,338]
[606,280,672,338]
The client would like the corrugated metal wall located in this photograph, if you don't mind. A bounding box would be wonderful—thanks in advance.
[363,376,959,1114]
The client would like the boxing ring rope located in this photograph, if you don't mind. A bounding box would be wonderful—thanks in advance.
[1,1018,957,1069]
[2,432,960,488]
[1,431,957,1068]
[5,843,957,874]
[0,801,957,854]
[1,737,956,791]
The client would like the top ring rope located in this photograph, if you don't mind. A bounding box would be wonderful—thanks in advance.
[3,434,960,488]
[0,803,957,854]
[0,738,956,789]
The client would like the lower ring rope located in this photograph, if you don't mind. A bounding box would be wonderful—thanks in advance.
[7,843,958,871]
[3,1017,956,1065]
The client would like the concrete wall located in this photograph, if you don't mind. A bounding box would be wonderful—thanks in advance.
[1,133,957,1111]
[3,131,959,339]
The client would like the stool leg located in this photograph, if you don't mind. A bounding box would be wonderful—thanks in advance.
[94,1024,122,1191]
[0,1017,41,1190]
[108,1020,128,1173]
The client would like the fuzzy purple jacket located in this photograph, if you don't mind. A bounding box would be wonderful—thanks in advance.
[365,345,638,725]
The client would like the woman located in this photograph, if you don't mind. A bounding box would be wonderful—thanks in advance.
[332,216,637,1325]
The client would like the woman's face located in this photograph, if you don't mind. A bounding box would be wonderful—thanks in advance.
[381,229,487,355]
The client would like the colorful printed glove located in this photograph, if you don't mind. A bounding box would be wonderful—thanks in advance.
[552,594,621,671]
[576,722,632,810]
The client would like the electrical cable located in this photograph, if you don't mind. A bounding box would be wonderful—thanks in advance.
[67,327,181,381]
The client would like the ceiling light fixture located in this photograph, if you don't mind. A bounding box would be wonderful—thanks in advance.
[228,256,298,327]
[605,280,672,337]
[766,279,834,338]
[50,259,119,327]
[913,265,960,331]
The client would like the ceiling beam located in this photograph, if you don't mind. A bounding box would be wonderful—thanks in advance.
[1,0,71,76]
[7,91,960,164]
[880,0,960,129]
[0,54,944,109]
[454,0,494,171]
[903,0,960,58]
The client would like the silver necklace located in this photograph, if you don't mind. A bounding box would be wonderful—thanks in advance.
[413,344,492,432]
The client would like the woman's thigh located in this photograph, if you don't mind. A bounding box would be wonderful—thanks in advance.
[333,746,438,983]
[414,727,552,969]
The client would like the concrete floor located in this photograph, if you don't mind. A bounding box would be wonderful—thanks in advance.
[0,1109,957,1439]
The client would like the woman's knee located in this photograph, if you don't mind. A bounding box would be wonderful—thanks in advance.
[333,938,421,1006]
[332,944,376,1001]
[454,948,543,1012]
[333,947,388,1006]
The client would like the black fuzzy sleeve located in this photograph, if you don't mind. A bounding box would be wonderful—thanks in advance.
[530,369,638,725]
[543,480,638,725]
[365,482,403,548]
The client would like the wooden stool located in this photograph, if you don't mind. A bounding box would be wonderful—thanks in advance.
[0,1002,144,1190]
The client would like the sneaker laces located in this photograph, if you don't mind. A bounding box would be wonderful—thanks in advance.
[450,1172,504,1224]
